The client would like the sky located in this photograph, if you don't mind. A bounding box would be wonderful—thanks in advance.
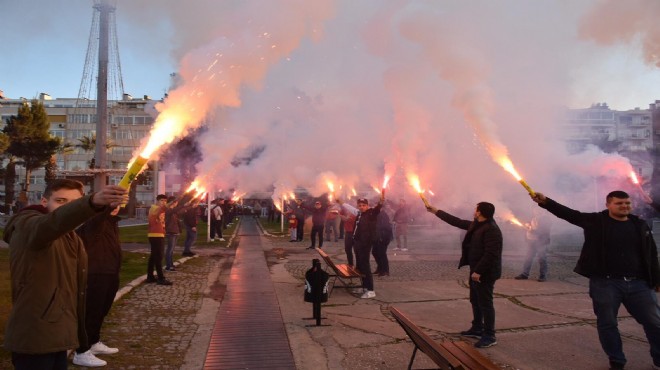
[2,0,660,221]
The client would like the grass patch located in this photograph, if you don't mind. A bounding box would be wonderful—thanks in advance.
[259,217,288,236]
[119,220,237,246]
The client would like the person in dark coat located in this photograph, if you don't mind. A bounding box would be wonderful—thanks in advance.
[338,194,385,299]
[74,206,123,365]
[301,200,328,249]
[372,209,394,276]
[532,190,660,370]
[426,201,502,349]
[182,203,199,256]
[294,199,306,242]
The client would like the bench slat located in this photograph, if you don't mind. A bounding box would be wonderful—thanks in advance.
[390,307,464,370]
[452,341,501,370]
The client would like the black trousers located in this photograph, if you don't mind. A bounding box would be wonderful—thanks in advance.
[148,237,165,280]
[77,273,120,353]
[344,231,355,266]
[354,239,374,291]
[469,277,496,337]
[210,218,223,239]
[310,225,324,247]
[372,239,390,274]
[296,217,304,241]
[12,351,67,370]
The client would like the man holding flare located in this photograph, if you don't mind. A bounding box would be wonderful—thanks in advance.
[530,190,660,370]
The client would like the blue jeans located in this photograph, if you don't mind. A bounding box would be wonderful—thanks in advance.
[589,277,660,366]
[183,225,196,254]
[165,233,179,269]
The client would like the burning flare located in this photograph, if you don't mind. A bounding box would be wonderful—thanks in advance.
[498,157,535,196]
[407,173,431,208]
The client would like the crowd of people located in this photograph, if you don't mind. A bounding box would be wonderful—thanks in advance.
[2,179,659,370]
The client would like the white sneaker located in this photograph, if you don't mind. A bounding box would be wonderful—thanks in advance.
[73,350,107,367]
[351,288,364,294]
[401,248,409,251]
[394,247,401,251]
[91,341,119,355]
[360,290,376,299]
[219,238,226,242]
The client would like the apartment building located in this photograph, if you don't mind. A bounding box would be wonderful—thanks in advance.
[0,93,159,206]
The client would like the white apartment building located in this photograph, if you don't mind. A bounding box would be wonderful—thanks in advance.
[0,94,159,206]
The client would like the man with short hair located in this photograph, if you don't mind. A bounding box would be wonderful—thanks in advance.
[3,179,127,369]
[301,200,328,249]
[426,201,503,348]
[209,199,225,242]
[532,190,660,370]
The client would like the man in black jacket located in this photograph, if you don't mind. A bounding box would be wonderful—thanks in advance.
[532,190,660,370]
[426,201,502,349]
[301,200,328,249]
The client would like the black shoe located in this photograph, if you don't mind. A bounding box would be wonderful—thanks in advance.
[156,278,173,286]
[460,328,483,339]
[307,246,315,249]
[182,252,196,257]
[537,276,547,282]
[145,276,157,283]
[165,267,176,272]
[474,336,497,348]
[609,361,625,370]
[514,274,528,280]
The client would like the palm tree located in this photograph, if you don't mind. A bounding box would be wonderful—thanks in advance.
[76,134,116,169]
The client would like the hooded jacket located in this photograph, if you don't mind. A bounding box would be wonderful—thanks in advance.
[433,209,503,282]
[2,195,101,354]
[540,197,660,286]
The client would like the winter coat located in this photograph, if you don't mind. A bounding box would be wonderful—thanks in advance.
[2,195,102,353]
[433,209,503,282]
[540,198,660,286]
[376,212,394,243]
[76,208,122,275]
[342,203,382,244]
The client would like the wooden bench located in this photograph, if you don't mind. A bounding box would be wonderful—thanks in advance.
[390,306,500,370]
[315,248,362,295]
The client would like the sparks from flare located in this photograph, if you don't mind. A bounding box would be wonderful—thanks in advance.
[630,170,653,203]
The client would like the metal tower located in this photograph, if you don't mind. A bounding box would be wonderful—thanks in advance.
[75,0,124,190]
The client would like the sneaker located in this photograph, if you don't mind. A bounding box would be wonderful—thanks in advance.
[537,276,547,282]
[378,272,390,277]
[360,290,376,299]
[307,246,315,250]
[156,278,173,286]
[90,341,119,355]
[474,336,497,348]
[394,247,401,251]
[401,248,408,251]
[73,350,107,367]
[219,238,226,242]
[514,274,528,280]
[351,288,364,294]
[460,328,483,339]
[165,267,176,272]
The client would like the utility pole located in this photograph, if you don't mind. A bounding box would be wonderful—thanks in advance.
[94,0,112,190]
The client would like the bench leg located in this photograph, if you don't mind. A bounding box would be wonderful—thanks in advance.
[408,346,418,370]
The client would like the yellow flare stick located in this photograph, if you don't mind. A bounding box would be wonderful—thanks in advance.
[419,192,431,208]
[519,179,536,197]
[118,156,148,190]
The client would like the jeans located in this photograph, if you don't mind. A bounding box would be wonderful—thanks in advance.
[296,217,305,241]
[165,233,179,269]
[395,223,408,249]
[521,240,548,278]
[589,277,660,366]
[184,225,196,254]
[469,277,496,337]
[325,218,340,241]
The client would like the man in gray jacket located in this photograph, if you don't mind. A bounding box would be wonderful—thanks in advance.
[3,179,127,369]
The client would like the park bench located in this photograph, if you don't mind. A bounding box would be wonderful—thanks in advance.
[390,306,500,370]
[315,248,362,295]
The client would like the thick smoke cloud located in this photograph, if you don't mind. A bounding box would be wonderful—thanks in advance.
[123,0,650,223]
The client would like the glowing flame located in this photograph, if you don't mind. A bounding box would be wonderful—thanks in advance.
[289,192,296,200]
[326,181,335,193]
[351,188,357,196]
[509,217,525,228]
[382,175,391,189]
[428,189,435,196]
[407,173,423,193]
[274,200,283,212]
[630,171,640,185]
[372,185,381,195]
[499,157,522,181]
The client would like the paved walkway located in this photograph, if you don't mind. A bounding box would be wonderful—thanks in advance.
[64,216,658,369]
